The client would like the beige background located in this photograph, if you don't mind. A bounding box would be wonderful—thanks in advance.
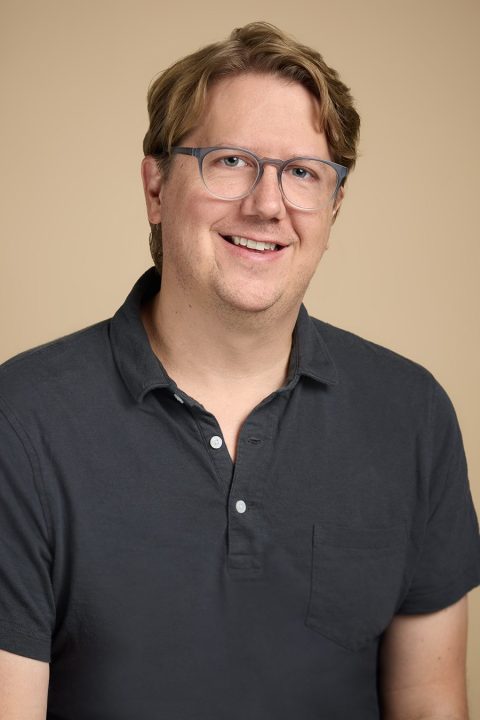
[1,0,479,710]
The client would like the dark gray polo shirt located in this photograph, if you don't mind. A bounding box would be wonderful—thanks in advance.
[1,267,479,720]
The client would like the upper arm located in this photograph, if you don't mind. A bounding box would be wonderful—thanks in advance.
[0,404,55,662]
[0,649,49,719]
[379,595,469,720]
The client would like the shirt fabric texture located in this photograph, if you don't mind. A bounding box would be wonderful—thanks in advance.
[0,266,479,720]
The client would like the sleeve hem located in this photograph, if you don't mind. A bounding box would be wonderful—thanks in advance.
[0,631,51,662]
[397,566,480,615]
[0,619,51,661]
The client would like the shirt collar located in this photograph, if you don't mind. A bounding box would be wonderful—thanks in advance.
[110,266,338,403]
[110,267,172,402]
[289,303,339,387]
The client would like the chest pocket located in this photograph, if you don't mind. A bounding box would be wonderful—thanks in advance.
[305,522,407,652]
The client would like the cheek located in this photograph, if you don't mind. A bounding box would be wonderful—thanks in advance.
[296,215,332,255]
[161,189,222,265]
[165,175,220,230]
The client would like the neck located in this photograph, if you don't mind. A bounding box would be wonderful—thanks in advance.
[141,271,300,393]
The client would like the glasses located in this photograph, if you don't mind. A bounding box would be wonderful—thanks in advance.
[170,146,348,211]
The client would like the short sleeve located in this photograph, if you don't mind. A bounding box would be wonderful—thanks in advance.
[398,379,480,614]
[0,396,55,661]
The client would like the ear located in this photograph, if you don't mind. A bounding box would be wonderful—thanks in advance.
[325,185,345,250]
[141,156,164,224]
[331,185,345,226]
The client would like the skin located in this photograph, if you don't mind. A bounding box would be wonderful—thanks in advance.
[379,596,469,719]
[0,650,49,719]
[0,72,469,720]
[141,73,343,458]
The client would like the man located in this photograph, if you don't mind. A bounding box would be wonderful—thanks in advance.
[0,21,479,720]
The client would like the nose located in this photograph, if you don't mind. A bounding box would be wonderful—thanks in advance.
[239,165,287,220]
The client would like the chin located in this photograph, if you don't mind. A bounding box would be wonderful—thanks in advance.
[219,288,285,316]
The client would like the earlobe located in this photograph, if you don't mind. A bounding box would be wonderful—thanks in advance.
[141,156,164,224]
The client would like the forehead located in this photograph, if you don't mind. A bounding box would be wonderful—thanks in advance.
[186,72,329,159]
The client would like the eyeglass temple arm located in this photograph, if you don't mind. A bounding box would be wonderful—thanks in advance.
[171,147,199,157]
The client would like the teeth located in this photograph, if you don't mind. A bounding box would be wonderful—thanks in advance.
[231,236,278,251]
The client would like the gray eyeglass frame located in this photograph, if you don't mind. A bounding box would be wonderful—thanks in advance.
[169,145,348,210]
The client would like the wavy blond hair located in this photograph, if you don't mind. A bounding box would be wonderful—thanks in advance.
[143,22,360,270]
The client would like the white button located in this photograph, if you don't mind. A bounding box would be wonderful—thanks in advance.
[173,393,184,404]
[210,435,223,449]
[235,500,247,514]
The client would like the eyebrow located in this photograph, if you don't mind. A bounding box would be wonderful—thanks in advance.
[211,143,328,159]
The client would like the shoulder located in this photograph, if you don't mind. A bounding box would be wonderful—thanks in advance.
[311,317,435,385]
[310,316,447,418]
[0,320,112,417]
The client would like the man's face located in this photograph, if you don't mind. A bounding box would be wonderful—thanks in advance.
[142,72,344,318]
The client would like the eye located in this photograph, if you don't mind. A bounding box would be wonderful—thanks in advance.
[288,165,314,181]
[220,155,248,168]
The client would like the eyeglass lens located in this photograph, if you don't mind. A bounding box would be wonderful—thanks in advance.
[201,148,339,210]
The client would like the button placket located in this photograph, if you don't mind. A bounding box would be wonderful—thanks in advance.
[190,410,234,492]
[226,407,277,578]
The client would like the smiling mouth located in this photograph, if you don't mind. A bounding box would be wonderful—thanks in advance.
[221,235,285,252]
